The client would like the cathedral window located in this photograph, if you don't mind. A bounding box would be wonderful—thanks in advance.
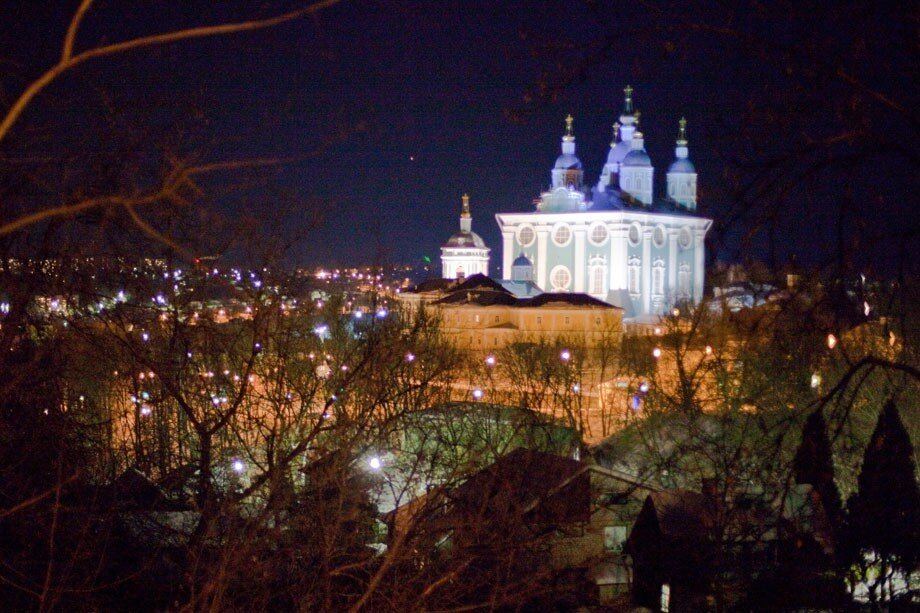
[653,225,667,248]
[652,259,665,297]
[517,224,535,247]
[550,265,571,291]
[628,223,642,246]
[628,256,641,296]
[589,222,609,246]
[678,263,691,298]
[589,255,607,295]
[552,223,572,247]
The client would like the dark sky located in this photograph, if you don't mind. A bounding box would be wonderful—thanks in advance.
[2,1,915,274]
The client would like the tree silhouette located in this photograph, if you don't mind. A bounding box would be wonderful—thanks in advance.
[847,400,920,606]
[793,408,842,533]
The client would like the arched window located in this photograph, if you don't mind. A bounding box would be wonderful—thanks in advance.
[678,263,691,298]
[652,259,665,297]
[628,256,641,296]
[588,256,607,295]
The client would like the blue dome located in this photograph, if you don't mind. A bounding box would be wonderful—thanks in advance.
[554,153,583,170]
[622,149,652,167]
[512,253,532,267]
[668,158,696,173]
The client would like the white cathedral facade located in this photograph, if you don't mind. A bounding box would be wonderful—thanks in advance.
[443,86,712,319]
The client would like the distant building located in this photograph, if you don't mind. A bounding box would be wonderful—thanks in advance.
[401,274,623,350]
[495,87,712,319]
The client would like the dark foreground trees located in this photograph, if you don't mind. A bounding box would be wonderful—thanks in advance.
[846,400,920,609]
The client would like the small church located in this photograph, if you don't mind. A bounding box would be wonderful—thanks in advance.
[440,86,712,320]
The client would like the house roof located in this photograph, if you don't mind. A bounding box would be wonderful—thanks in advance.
[519,292,619,309]
[406,278,455,293]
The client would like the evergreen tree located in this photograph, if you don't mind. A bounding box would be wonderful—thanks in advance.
[793,408,843,530]
[847,401,920,581]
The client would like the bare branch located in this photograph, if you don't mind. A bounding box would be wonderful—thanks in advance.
[0,0,341,143]
[61,0,95,62]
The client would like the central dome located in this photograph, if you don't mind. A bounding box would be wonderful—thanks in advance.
[444,230,488,249]
[622,149,651,167]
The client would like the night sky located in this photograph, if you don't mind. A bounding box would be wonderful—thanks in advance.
[2,1,915,275]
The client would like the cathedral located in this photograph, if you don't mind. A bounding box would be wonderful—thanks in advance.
[442,86,712,319]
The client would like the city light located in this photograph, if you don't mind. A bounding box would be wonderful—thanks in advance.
[560,349,571,362]
[368,456,382,470]
[231,459,246,474]
[485,354,496,366]
[472,387,484,400]
[652,347,662,358]
[827,334,837,349]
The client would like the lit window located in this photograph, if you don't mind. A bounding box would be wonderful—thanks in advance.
[604,525,627,552]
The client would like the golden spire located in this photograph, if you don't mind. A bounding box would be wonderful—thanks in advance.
[461,193,470,218]
[563,114,575,141]
[612,122,621,145]
[677,117,688,145]
[623,84,634,113]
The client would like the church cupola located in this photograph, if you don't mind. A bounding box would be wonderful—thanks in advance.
[619,85,638,144]
[551,114,584,190]
[511,252,534,281]
[459,192,472,232]
[666,117,697,211]
[598,86,639,195]
[619,129,654,205]
[441,193,490,280]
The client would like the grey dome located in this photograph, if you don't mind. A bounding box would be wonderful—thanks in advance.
[622,149,652,167]
[554,153,583,170]
[668,158,696,173]
[444,231,488,249]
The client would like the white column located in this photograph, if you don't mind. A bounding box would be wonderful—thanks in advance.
[502,232,514,280]
[693,230,705,303]
[668,231,678,301]
[574,228,586,292]
[536,230,548,290]
[610,224,627,290]
[642,228,652,315]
